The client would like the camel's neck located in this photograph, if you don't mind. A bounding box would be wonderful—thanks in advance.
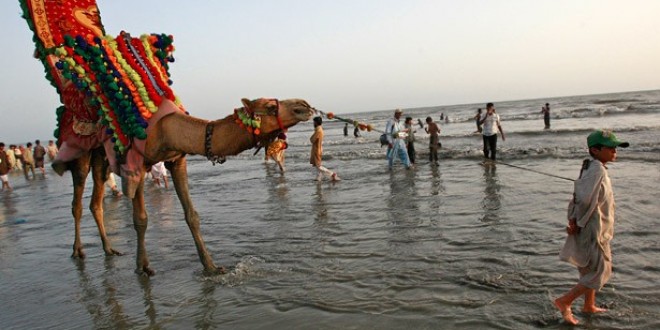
[161,113,259,157]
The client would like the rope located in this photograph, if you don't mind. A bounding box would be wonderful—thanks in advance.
[314,109,385,134]
[314,108,574,182]
[494,161,575,182]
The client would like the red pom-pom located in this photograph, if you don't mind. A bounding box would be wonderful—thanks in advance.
[327,112,334,119]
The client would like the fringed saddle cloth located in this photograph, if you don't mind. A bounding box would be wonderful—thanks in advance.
[21,0,186,197]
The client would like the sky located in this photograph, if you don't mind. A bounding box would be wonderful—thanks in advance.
[1,0,659,143]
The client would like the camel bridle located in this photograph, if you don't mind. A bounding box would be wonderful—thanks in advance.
[205,98,285,165]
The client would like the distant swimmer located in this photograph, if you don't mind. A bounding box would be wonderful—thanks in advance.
[425,116,440,165]
[541,103,551,129]
[474,108,483,133]
[417,118,424,129]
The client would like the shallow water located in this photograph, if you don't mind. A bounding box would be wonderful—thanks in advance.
[2,90,660,329]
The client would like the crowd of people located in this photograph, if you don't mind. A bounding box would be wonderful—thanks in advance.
[377,102,507,171]
[0,139,58,190]
[0,138,169,194]
[3,102,550,190]
[262,102,512,181]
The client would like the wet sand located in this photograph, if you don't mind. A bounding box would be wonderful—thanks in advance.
[1,154,659,329]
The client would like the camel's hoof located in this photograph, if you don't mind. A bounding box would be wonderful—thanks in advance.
[136,266,155,277]
[71,249,86,259]
[105,249,124,257]
[203,266,227,276]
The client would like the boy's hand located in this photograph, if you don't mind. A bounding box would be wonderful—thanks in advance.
[566,218,579,235]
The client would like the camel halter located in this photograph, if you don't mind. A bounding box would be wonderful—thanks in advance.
[204,99,285,165]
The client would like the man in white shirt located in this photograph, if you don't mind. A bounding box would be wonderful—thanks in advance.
[478,103,506,161]
[385,109,412,170]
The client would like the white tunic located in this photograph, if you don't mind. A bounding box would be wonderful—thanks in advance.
[559,159,615,290]
[480,113,501,136]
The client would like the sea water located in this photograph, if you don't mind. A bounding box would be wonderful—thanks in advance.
[1,90,659,329]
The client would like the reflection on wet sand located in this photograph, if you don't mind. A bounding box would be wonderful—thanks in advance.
[75,259,131,328]
[313,182,327,222]
[480,164,501,223]
[194,281,218,329]
[387,170,420,249]
[137,276,158,328]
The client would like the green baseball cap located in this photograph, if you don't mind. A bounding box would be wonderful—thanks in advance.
[587,130,629,148]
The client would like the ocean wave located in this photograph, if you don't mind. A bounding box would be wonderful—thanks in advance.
[288,125,660,146]
[592,98,643,104]
[202,145,659,164]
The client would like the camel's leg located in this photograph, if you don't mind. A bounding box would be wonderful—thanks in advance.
[131,171,155,276]
[70,154,91,259]
[89,150,123,256]
[166,158,225,275]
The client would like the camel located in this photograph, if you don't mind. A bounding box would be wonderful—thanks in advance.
[65,97,314,276]
[19,0,316,276]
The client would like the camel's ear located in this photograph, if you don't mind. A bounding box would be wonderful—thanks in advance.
[241,98,251,108]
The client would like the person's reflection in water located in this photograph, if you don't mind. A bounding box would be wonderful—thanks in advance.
[265,163,291,221]
[480,164,501,223]
[429,163,444,197]
[314,182,328,222]
[427,165,445,218]
[194,281,217,329]
[0,193,19,243]
[75,259,131,328]
[386,170,419,250]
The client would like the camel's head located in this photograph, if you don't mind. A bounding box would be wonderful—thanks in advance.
[238,98,315,138]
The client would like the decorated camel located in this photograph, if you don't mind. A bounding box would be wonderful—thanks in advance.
[20,0,315,275]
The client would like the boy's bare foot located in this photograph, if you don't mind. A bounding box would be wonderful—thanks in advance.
[554,298,579,325]
[582,306,607,314]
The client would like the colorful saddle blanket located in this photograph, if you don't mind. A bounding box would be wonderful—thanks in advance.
[20,0,186,196]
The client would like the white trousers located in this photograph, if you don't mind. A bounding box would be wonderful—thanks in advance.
[314,165,334,181]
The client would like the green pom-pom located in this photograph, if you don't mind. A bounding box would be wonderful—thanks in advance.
[64,35,75,47]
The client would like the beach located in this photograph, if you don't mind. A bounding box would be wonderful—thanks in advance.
[1,90,660,329]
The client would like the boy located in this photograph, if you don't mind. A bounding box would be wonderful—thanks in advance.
[479,103,505,162]
[425,116,440,165]
[150,161,169,188]
[33,140,47,176]
[23,142,36,180]
[310,116,339,181]
[0,143,11,190]
[404,117,416,165]
[554,130,629,325]
[266,132,288,173]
